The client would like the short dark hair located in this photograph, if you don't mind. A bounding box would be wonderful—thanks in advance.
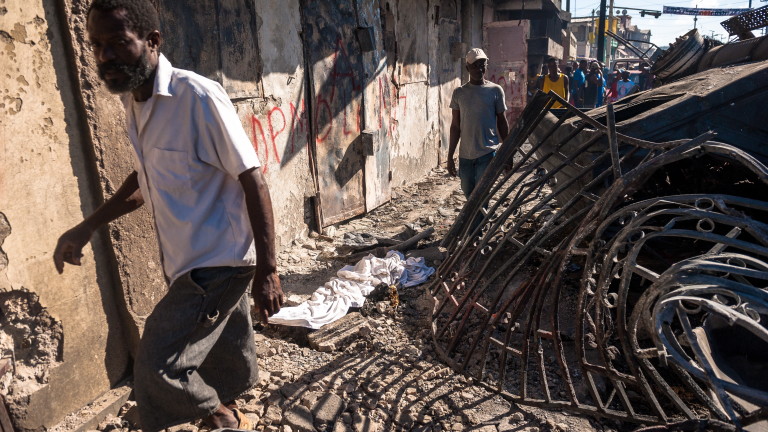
[87,0,160,38]
[546,57,558,63]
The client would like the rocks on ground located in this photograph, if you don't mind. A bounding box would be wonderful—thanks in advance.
[92,169,615,432]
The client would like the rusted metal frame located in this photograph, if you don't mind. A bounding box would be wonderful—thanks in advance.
[606,104,623,181]
[492,278,543,390]
[575,202,740,418]
[432,141,612,331]
[534,242,608,407]
[614,221,768,412]
[568,135,724,228]
[545,91,687,151]
[618,232,717,421]
[451,242,563,370]
[527,251,571,403]
[434,137,768,424]
[455,112,580,247]
[442,94,562,248]
[519,259,561,400]
[606,30,654,66]
[586,258,682,420]
[657,291,768,404]
[448,203,594,346]
[545,261,583,406]
[613,222,713,420]
[473,378,663,424]
[671,302,744,426]
[489,257,581,395]
[686,142,768,182]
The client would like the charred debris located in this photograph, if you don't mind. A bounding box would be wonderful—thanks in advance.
[429,11,768,432]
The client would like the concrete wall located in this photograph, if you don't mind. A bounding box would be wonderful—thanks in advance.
[0,1,131,430]
[0,0,474,429]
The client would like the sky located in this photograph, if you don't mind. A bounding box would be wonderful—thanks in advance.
[569,0,761,46]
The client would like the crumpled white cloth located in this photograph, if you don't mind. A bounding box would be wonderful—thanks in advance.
[268,250,435,329]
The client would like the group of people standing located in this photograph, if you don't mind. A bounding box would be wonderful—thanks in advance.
[535,57,652,109]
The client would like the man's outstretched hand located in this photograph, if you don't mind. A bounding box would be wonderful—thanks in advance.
[252,269,284,323]
[53,223,94,274]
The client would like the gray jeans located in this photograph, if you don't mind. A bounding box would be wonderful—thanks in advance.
[134,266,259,432]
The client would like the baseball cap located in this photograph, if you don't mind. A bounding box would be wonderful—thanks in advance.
[466,48,488,64]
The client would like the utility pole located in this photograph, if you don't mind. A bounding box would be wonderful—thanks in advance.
[597,0,607,62]
[608,0,615,65]
[590,9,596,58]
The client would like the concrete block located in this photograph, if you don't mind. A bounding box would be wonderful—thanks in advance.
[283,405,314,432]
[312,393,346,424]
[307,313,371,352]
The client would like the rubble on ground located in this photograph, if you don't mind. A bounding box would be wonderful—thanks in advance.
[84,171,609,432]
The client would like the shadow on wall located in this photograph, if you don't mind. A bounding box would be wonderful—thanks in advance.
[42,1,134,382]
[152,0,463,177]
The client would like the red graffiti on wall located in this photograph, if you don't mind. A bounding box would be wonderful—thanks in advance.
[250,100,308,172]
[375,76,408,136]
[314,38,366,143]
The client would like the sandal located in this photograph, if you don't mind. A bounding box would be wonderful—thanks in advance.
[232,408,254,430]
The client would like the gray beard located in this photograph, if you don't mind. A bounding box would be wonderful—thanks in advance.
[98,49,153,94]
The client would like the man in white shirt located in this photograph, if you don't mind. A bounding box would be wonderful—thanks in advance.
[52,0,283,430]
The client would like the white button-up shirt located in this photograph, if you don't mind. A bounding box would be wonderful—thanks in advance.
[122,54,260,284]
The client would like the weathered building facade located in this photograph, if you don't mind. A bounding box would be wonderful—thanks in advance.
[0,0,525,430]
[1,0,580,428]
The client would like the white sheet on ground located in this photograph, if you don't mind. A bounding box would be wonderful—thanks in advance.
[268,250,435,329]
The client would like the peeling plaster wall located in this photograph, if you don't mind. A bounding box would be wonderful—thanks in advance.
[0,0,471,427]
[245,0,315,245]
[0,1,130,430]
[386,0,442,187]
[64,0,165,338]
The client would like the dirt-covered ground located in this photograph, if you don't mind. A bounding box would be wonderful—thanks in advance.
[89,169,626,432]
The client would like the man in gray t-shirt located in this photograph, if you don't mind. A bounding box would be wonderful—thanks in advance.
[448,48,509,198]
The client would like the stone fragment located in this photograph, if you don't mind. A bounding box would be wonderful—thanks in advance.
[312,393,346,424]
[333,421,353,432]
[283,405,314,432]
[308,312,372,352]
[257,370,272,387]
[301,391,321,409]
[242,398,265,416]
[166,424,198,432]
[352,412,380,432]
[263,405,283,425]
[280,381,307,400]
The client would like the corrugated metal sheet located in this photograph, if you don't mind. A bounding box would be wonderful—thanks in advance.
[301,0,366,226]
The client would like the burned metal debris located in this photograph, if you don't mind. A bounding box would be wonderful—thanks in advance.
[429,92,768,429]
[651,6,768,84]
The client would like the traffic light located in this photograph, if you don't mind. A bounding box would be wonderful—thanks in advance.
[639,10,661,18]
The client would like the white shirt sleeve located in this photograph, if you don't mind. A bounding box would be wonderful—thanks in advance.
[197,82,261,179]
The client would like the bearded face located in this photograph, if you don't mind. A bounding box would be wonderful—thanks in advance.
[97,47,153,94]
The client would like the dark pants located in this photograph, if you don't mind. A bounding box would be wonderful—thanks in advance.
[134,266,259,432]
[458,152,495,198]
[459,152,495,233]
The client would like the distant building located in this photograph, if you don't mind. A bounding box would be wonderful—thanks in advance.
[616,11,654,58]
[493,0,572,77]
